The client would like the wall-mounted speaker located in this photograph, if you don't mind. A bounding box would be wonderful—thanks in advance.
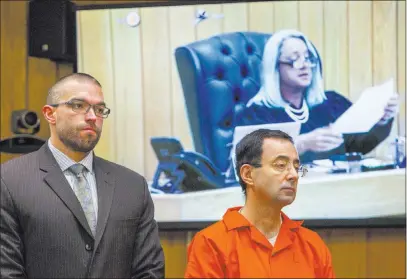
[28,0,76,63]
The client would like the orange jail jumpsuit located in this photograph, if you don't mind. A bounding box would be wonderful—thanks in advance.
[185,206,335,278]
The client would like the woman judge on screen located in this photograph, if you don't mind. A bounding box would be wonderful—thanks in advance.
[237,29,399,163]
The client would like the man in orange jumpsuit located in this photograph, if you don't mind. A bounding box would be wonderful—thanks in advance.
[184,129,335,278]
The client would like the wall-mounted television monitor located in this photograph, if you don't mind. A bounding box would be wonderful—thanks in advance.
[75,0,406,228]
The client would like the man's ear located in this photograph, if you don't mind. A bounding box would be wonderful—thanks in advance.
[42,105,56,125]
[240,164,254,186]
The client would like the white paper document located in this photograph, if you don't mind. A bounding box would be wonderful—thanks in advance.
[331,79,394,134]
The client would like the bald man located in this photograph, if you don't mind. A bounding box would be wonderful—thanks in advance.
[1,73,165,278]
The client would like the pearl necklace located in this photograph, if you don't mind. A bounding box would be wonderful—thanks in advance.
[284,101,309,123]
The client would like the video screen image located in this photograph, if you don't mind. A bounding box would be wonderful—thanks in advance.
[76,1,406,222]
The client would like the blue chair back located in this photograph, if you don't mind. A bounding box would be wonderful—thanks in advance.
[175,31,271,172]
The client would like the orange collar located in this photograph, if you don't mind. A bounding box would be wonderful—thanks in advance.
[222,206,304,231]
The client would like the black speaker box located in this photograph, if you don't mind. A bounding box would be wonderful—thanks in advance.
[28,0,76,63]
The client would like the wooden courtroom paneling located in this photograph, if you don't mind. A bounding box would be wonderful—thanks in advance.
[0,1,28,163]
[110,7,146,173]
[326,228,369,278]
[159,231,189,277]
[348,1,373,102]
[222,3,248,33]
[139,6,173,179]
[168,5,196,154]
[26,57,57,139]
[323,1,348,97]
[273,1,299,31]
[298,1,324,62]
[0,2,75,164]
[1,1,405,279]
[248,1,274,33]
[366,228,406,278]
[372,1,399,153]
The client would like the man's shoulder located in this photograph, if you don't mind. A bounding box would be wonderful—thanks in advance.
[187,219,231,258]
[193,219,229,243]
[1,150,39,174]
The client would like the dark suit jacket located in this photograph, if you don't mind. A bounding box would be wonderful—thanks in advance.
[1,144,165,278]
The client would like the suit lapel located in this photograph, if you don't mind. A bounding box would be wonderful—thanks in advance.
[39,145,94,237]
[93,157,115,250]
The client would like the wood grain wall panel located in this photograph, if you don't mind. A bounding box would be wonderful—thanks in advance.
[169,5,196,152]
[159,231,189,278]
[110,8,145,173]
[26,58,57,140]
[326,229,368,278]
[322,1,348,97]
[273,1,299,31]
[348,1,373,102]
[222,3,248,33]
[75,11,84,75]
[372,1,399,157]
[248,1,274,33]
[366,228,406,278]
[372,1,398,86]
[0,1,28,163]
[56,63,74,79]
[298,1,324,60]
[140,6,173,179]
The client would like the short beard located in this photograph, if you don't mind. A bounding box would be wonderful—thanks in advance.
[57,126,101,153]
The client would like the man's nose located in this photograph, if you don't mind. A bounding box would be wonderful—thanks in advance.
[286,164,299,180]
[85,106,97,120]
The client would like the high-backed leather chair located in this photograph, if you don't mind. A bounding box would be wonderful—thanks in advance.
[175,31,271,173]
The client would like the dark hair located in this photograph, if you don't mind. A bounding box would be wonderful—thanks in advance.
[46,73,102,105]
[234,129,294,195]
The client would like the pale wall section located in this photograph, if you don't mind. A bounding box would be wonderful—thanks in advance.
[76,1,405,180]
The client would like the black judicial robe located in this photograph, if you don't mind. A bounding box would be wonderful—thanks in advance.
[236,91,394,163]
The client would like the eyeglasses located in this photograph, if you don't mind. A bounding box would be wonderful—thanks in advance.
[279,55,317,70]
[50,99,111,118]
[250,161,308,177]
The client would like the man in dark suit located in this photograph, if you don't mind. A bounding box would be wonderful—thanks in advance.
[1,73,165,278]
